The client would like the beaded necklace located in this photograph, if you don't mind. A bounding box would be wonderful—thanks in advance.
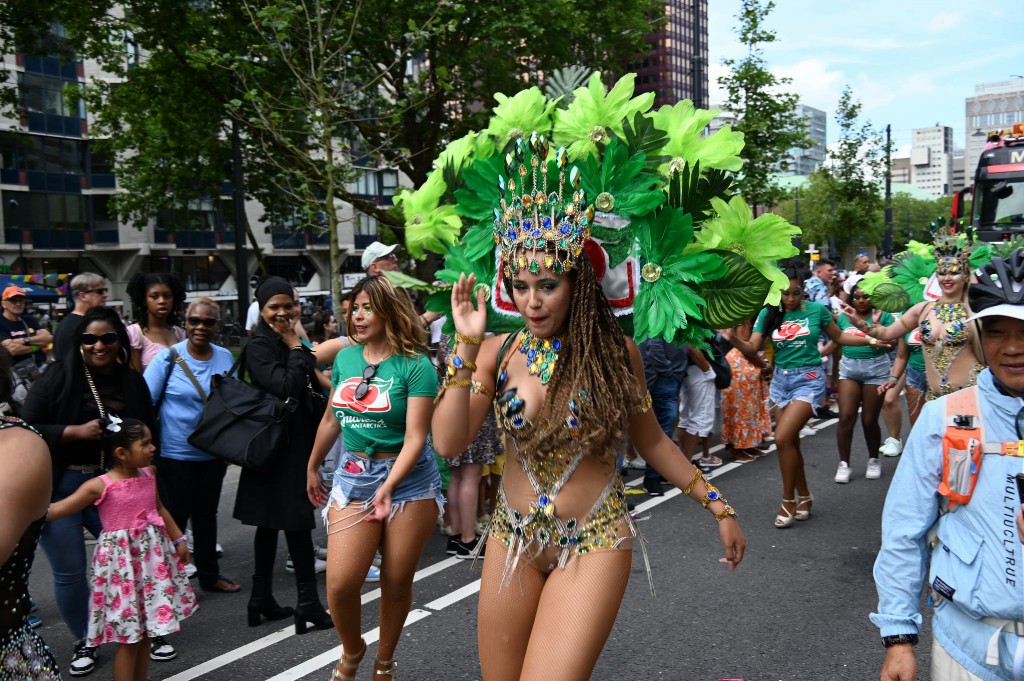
[934,302,966,324]
[519,329,563,384]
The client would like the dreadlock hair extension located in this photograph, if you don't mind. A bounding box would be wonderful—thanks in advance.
[126,272,186,330]
[348,275,429,358]
[101,417,149,470]
[503,250,644,464]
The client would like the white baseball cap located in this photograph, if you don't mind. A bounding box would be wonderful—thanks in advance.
[842,273,864,296]
[361,241,398,270]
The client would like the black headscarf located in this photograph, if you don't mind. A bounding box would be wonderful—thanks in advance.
[256,277,293,309]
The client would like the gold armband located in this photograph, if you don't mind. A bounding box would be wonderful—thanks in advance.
[455,332,483,346]
[683,468,704,496]
[470,380,493,400]
[434,377,473,403]
[898,316,911,332]
[630,391,653,414]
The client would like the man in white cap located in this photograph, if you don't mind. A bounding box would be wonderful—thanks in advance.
[361,241,399,276]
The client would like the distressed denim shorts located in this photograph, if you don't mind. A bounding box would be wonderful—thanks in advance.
[905,365,928,392]
[839,355,891,385]
[322,445,444,525]
[769,365,826,410]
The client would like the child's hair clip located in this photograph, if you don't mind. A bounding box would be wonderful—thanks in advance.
[105,415,123,433]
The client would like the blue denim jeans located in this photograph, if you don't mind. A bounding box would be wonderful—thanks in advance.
[39,468,102,640]
[646,376,681,481]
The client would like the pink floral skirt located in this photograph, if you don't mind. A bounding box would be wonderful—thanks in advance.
[86,525,196,646]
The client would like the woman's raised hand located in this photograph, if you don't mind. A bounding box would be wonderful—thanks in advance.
[840,302,862,323]
[451,273,488,339]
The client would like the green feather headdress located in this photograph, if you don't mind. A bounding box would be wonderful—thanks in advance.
[396,73,798,347]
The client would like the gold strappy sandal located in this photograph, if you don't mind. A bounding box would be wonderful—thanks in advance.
[374,657,397,677]
[330,639,366,681]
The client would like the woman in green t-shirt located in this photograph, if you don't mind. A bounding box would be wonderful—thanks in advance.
[725,269,884,529]
[306,275,443,681]
[833,283,905,485]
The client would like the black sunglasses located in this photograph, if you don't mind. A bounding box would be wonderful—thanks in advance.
[84,287,109,295]
[354,364,377,400]
[187,316,219,328]
[81,332,119,346]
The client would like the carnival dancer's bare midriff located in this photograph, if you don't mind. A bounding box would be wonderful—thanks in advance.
[919,301,984,399]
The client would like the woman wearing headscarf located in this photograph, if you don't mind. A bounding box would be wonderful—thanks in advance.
[233,277,332,633]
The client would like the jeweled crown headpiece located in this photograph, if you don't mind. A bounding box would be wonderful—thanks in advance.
[493,132,594,278]
[931,216,972,275]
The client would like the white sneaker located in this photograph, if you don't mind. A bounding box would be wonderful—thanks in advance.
[879,437,903,457]
[624,456,647,470]
[315,544,329,560]
[800,426,817,437]
[866,458,882,479]
[285,556,328,574]
[834,461,851,484]
[183,562,197,578]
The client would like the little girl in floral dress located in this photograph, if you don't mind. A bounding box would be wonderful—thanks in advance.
[48,418,196,681]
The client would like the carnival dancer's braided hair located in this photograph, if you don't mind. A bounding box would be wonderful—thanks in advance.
[503,250,644,464]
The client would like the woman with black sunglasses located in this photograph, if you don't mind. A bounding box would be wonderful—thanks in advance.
[306,274,442,681]
[22,305,157,676]
[144,298,239,595]
[233,278,332,633]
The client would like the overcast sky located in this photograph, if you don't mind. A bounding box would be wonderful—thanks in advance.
[706,1,1023,155]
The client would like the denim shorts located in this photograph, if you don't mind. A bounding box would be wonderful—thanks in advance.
[769,365,826,410]
[905,365,928,392]
[323,445,444,524]
[839,355,891,385]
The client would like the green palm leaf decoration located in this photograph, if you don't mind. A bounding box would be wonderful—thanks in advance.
[382,270,445,293]
[869,283,912,313]
[543,66,591,105]
[665,161,735,225]
[694,250,773,329]
[620,111,668,170]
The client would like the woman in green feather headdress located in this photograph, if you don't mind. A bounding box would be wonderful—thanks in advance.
[841,222,988,401]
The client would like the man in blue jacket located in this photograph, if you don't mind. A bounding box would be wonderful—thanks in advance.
[873,252,1024,680]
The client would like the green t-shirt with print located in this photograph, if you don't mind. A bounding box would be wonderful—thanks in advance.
[837,311,894,359]
[330,346,437,456]
[754,301,832,369]
[905,325,925,372]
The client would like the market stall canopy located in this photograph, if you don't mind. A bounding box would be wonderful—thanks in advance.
[0,274,62,301]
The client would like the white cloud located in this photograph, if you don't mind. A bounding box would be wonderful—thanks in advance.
[774,58,846,114]
[926,11,964,32]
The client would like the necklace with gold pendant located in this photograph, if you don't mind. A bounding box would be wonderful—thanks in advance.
[519,329,563,384]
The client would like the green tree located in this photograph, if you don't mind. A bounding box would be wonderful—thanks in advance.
[718,0,808,215]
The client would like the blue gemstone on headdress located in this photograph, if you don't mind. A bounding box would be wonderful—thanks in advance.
[543,217,552,228]
[523,219,532,229]
[532,229,541,237]
[561,224,570,235]
[507,229,515,240]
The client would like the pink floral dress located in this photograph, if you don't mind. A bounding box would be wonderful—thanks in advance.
[86,468,196,646]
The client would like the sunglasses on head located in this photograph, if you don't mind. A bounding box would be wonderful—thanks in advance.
[187,316,218,328]
[354,364,377,400]
[81,332,119,346]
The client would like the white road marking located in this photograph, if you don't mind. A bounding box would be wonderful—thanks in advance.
[169,421,834,680]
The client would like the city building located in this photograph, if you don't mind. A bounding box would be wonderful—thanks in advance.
[909,125,954,196]
[951,148,966,193]
[965,79,1024,180]
[891,156,911,185]
[633,0,709,108]
[783,104,826,176]
[0,32,393,321]
[708,106,737,135]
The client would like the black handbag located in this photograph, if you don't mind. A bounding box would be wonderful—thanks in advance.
[188,346,298,472]
[706,337,732,391]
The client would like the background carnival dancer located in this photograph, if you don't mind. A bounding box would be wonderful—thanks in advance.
[724,268,888,528]
[306,274,442,681]
[873,250,1024,681]
[144,298,239,595]
[842,221,990,401]
[233,277,332,634]
[0,349,61,681]
[22,305,158,676]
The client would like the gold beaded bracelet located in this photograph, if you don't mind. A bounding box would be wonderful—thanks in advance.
[683,468,704,496]
[455,332,483,345]
[434,377,473,404]
[714,505,738,521]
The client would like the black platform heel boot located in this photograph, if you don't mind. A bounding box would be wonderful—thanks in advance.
[247,575,294,627]
[294,580,334,634]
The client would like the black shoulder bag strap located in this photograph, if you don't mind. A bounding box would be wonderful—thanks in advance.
[170,348,208,404]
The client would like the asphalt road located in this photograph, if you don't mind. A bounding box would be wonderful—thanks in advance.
[28,414,925,681]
